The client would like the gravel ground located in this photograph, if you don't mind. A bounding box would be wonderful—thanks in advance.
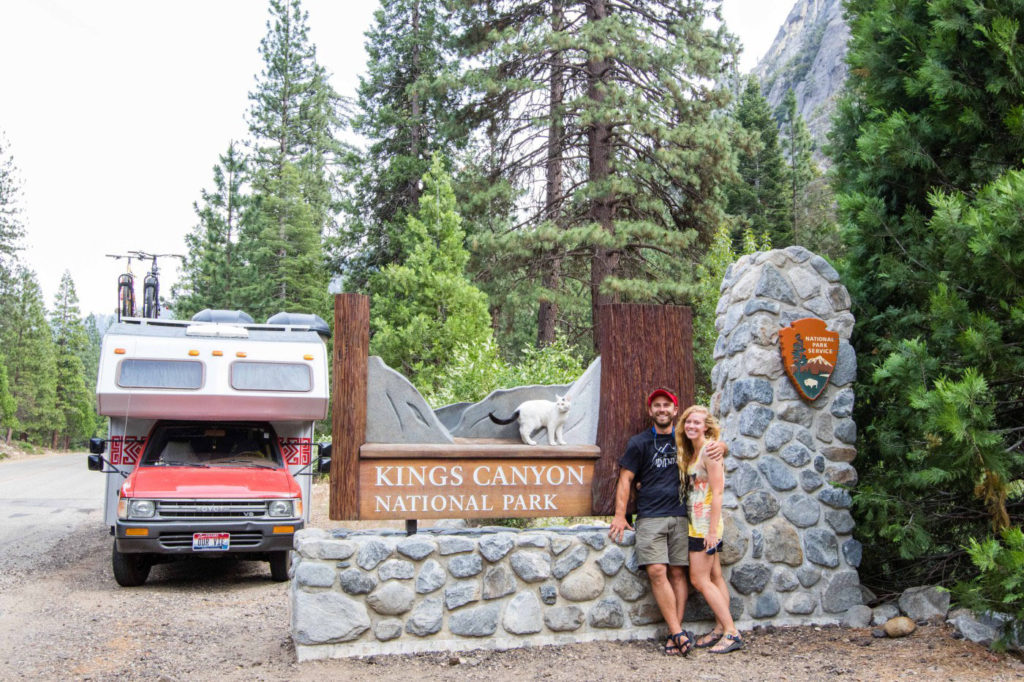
[1,465,1022,681]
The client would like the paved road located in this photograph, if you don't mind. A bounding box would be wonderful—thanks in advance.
[0,453,105,583]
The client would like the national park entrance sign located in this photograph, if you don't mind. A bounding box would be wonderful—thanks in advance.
[328,295,694,522]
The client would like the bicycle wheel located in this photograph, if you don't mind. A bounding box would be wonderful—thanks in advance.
[118,274,135,318]
[142,274,158,318]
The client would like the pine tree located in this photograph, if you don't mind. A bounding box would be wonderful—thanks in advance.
[80,314,103,400]
[173,142,247,319]
[0,129,25,274]
[456,0,742,349]
[0,130,25,438]
[0,357,15,438]
[50,271,94,448]
[339,0,462,292]
[726,76,791,247]
[778,89,815,246]
[240,0,341,321]
[1,268,57,444]
[831,0,1024,589]
[369,154,492,397]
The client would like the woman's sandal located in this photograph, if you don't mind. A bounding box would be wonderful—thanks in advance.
[694,630,723,648]
[709,632,744,654]
[664,630,693,656]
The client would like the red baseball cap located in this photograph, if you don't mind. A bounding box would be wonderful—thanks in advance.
[647,388,678,407]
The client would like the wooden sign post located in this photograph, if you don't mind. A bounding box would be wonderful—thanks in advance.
[330,294,369,520]
[592,304,694,515]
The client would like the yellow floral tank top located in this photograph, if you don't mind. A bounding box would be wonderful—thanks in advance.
[687,443,724,539]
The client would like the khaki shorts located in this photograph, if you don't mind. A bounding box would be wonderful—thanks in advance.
[634,516,690,566]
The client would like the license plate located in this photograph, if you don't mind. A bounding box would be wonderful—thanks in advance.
[193,532,230,551]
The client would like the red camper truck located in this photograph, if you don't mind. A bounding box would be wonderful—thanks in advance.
[88,310,331,586]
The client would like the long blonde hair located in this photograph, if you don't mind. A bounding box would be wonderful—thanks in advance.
[675,405,720,480]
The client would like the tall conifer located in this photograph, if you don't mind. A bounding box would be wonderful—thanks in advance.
[369,155,492,397]
[455,0,742,348]
[241,0,340,321]
[173,142,247,319]
[726,76,791,247]
[340,0,462,291]
[832,0,1024,588]
[2,268,57,444]
[50,272,94,448]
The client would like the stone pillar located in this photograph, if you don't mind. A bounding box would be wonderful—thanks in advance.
[711,246,863,622]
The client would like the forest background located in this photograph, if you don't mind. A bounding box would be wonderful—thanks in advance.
[0,0,1021,642]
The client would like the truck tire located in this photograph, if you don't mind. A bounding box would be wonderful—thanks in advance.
[112,542,151,587]
[269,550,291,582]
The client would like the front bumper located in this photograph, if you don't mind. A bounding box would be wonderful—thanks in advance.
[115,519,302,554]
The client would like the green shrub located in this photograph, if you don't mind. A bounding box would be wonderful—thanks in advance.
[951,525,1024,650]
[426,334,584,408]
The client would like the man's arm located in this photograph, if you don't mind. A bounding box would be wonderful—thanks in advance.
[608,466,636,542]
[704,438,728,462]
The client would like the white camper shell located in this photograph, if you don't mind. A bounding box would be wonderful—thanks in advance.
[92,312,330,585]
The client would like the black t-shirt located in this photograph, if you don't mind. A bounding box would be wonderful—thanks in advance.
[618,427,688,519]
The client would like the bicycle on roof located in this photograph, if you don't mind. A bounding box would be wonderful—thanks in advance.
[107,251,183,321]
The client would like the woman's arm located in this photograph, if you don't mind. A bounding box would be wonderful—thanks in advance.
[704,443,725,549]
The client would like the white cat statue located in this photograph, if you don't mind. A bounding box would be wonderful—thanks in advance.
[488,395,571,446]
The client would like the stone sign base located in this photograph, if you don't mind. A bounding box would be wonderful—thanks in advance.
[291,525,856,660]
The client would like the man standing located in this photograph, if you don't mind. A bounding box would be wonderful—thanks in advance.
[608,388,725,655]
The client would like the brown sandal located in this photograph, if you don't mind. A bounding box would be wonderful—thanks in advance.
[695,630,723,648]
[709,632,744,654]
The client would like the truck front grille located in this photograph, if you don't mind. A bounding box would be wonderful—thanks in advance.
[159,532,264,549]
[156,500,268,519]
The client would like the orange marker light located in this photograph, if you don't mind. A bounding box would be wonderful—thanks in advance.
[114,348,126,355]
[125,528,149,536]
[236,351,247,358]
[272,526,295,534]
[303,354,314,361]
[212,350,223,357]
[188,350,199,357]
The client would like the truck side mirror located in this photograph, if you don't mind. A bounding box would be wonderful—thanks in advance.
[87,454,104,471]
[317,443,332,474]
[89,437,106,454]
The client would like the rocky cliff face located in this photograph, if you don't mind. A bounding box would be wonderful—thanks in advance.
[751,0,849,155]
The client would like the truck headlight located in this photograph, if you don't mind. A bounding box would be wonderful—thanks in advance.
[127,499,156,518]
[268,499,297,517]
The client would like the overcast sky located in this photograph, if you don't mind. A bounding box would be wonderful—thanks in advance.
[0,0,793,318]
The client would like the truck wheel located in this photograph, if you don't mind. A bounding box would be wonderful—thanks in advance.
[112,542,151,587]
[269,550,291,582]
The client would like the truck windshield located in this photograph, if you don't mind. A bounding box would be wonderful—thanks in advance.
[141,423,283,468]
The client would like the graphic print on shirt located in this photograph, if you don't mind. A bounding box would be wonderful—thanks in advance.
[650,436,676,469]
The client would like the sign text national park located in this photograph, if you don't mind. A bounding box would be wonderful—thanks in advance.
[357,443,600,520]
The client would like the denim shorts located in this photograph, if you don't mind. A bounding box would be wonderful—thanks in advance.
[689,536,724,554]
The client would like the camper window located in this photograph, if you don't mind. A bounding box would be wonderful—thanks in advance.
[230,362,311,392]
[118,359,204,389]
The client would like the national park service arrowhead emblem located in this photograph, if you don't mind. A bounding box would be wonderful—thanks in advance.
[779,318,839,401]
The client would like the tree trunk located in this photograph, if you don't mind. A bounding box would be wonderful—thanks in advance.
[586,0,617,349]
[538,0,566,347]
[407,0,424,209]
[592,304,694,514]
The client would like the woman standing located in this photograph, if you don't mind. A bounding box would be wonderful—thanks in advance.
[676,405,744,654]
